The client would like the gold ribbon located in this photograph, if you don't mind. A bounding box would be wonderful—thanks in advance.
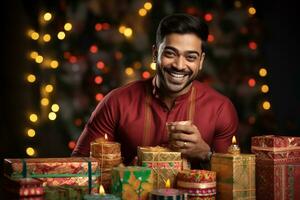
[177,181,216,189]
[252,146,300,152]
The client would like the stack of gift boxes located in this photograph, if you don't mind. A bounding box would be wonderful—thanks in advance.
[90,135,122,191]
[3,134,299,199]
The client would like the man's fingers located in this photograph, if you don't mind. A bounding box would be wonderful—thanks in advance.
[170,133,197,143]
[170,140,190,149]
[169,124,199,134]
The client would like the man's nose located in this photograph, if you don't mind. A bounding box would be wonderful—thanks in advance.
[173,55,185,70]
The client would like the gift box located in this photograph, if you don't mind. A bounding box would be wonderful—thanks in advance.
[211,153,255,200]
[137,146,182,188]
[3,176,44,198]
[91,137,122,192]
[251,135,300,200]
[44,185,94,200]
[3,157,100,193]
[90,139,121,156]
[176,169,216,200]
[111,166,153,200]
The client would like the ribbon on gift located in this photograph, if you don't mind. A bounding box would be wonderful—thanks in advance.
[177,180,216,189]
[20,158,98,193]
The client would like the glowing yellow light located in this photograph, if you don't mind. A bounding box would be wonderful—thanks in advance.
[51,104,60,112]
[45,84,54,93]
[261,84,269,93]
[43,12,52,21]
[48,112,57,120]
[165,179,171,188]
[30,51,38,59]
[41,98,49,106]
[99,185,106,195]
[259,68,267,77]
[262,101,271,110]
[124,28,133,38]
[57,31,66,40]
[35,55,44,63]
[29,114,38,122]
[234,1,242,8]
[119,25,126,34]
[144,2,152,10]
[150,62,156,70]
[138,8,147,17]
[31,32,39,40]
[125,67,134,76]
[50,60,59,69]
[27,74,36,83]
[27,129,36,137]
[43,34,51,42]
[26,147,35,156]
[248,7,256,15]
[232,136,237,144]
[64,23,72,31]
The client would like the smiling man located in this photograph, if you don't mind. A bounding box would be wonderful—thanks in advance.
[72,14,239,168]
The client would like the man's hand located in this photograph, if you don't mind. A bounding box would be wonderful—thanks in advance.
[167,121,211,160]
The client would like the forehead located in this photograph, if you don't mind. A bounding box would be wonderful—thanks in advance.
[159,33,202,52]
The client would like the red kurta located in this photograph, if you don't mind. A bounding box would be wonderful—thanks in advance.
[72,78,239,164]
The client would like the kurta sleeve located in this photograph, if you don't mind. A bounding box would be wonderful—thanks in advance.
[72,91,119,156]
[213,98,239,153]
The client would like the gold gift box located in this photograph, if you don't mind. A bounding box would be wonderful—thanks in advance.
[211,153,255,200]
[137,146,183,188]
[137,146,181,163]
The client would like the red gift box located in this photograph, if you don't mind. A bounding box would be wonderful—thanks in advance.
[3,157,100,194]
[252,135,300,200]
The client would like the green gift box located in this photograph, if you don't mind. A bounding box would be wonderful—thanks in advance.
[111,166,153,200]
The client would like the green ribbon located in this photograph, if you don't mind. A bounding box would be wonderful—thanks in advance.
[88,159,92,194]
[17,158,100,182]
[22,159,27,178]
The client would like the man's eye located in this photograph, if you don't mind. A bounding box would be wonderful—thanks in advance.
[164,51,176,57]
[186,55,197,61]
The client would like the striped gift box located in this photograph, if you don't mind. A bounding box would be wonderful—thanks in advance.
[176,169,216,200]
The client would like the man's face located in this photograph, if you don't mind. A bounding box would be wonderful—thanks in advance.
[155,33,205,95]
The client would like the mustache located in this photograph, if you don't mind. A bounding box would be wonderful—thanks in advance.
[164,67,191,76]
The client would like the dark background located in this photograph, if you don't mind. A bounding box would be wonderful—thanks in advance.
[1,1,300,193]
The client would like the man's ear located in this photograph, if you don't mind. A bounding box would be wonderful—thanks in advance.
[199,52,205,71]
[152,45,158,63]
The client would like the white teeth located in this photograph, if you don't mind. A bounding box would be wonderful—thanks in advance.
[170,73,184,78]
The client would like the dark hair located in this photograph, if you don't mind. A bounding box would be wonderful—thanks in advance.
[156,13,209,47]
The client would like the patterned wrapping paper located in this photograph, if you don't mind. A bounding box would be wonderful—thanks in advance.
[111,166,154,200]
[44,185,98,200]
[137,146,182,188]
[90,141,121,157]
[3,157,100,192]
[91,140,122,193]
[251,135,300,162]
[211,153,256,200]
[251,135,300,200]
[94,158,122,168]
[176,169,216,200]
